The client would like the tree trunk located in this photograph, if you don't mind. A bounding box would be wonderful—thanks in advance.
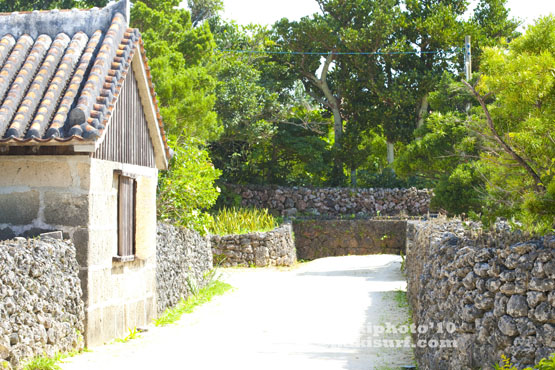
[350,169,357,187]
[301,53,345,185]
[387,141,395,164]
[417,94,429,129]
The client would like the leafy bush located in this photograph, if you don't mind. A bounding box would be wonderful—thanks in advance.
[157,138,221,233]
[208,207,278,235]
[357,168,432,189]
[493,353,555,370]
[430,163,484,215]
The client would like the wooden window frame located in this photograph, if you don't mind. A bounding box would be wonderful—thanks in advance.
[114,171,137,263]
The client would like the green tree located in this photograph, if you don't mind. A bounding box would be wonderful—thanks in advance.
[132,0,222,230]
[188,0,223,27]
[464,16,555,233]
[272,0,402,185]
[131,0,220,143]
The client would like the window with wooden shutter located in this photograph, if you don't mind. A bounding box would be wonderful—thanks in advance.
[115,173,136,262]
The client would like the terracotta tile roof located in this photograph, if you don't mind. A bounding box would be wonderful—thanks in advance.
[0,2,170,161]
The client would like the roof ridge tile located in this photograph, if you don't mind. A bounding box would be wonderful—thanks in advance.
[0,34,51,138]
[46,30,102,138]
[68,12,126,138]
[0,34,16,68]
[0,35,34,111]
[27,32,88,139]
[7,33,70,139]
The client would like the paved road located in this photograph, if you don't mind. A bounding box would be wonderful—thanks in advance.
[61,255,414,370]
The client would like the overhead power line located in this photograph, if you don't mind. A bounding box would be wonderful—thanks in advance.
[215,48,461,56]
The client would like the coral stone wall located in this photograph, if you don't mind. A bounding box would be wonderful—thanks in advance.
[156,223,213,315]
[406,220,555,369]
[227,184,432,217]
[210,224,296,267]
[292,219,407,260]
[0,236,85,369]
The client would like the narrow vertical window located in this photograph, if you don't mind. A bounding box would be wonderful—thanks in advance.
[115,173,136,262]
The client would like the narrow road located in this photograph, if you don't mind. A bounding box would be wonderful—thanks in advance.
[61,255,414,370]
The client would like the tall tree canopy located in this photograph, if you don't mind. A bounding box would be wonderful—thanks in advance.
[131,0,220,143]
[466,16,555,232]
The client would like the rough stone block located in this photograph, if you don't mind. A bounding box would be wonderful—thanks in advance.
[74,162,91,190]
[0,191,39,225]
[43,192,88,227]
[83,308,103,347]
[0,159,72,188]
[72,227,89,266]
[88,192,117,228]
[78,269,89,306]
[0,227,15,241]
[101,304,121,341]
[22,227,54,238]
[87,228,117,265]
[39,230,63,240]
[135,175,157,260]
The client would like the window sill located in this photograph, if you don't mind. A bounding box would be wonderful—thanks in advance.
[112,255,135,263]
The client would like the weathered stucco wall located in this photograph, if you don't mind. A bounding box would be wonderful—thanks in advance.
[211,224,296,267]
[0,236,84,369]
[406,220,555,369]
[156,223,213,315]
[83,158,157,346]
[292,219,407,260]
[0,156,158,347]
[0,155,91,242]
[227,184,432,217]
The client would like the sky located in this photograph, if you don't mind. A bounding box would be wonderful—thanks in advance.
[221,0,555,30]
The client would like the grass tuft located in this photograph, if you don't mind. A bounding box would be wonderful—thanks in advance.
[23,355,61,370]
[208,207,278,235]
[154,280,233,327]
[115,327,142,343]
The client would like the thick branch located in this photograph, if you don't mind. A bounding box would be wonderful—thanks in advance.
[463,80,545,192]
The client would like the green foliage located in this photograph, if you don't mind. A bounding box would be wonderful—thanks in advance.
[357,168,431,190]
[395,73,484,215]
[154,279,232,326]
[470,16,555,233]
[115,327,141,343]
[533,353,555,370]
[208,207,278,235]
[23,355,62,370]
[493,355,518,370]
[131,0,220,143]
[187,0,223,27]
[157,139,221,233]
[493,353,555,370]
[430,163,484,214]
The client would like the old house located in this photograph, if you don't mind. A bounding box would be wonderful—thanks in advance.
[0,0,170,345]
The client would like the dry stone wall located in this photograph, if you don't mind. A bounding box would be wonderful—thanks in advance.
[227,184,432,217]
[210,224,296,267]
[406,220,555,369]
[293,219,407,260]
[156,223,213,315]
[0,236,85,369]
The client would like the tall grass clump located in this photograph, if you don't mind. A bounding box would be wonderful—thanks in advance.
[208,207,278,235]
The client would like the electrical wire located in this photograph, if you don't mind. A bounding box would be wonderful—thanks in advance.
[215,48,461,56]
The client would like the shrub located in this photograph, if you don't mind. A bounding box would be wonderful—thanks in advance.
[157,138,221,234]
